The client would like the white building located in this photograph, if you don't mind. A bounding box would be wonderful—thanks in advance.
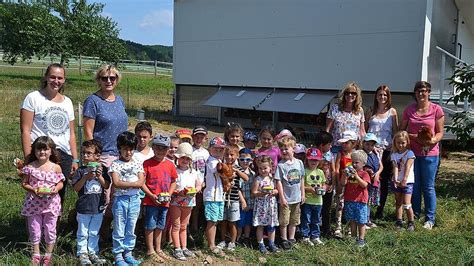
[173,0,474,130]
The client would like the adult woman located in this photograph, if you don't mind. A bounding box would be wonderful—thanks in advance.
[326,82,366,152]
[20,63,79,202]
[83,65,128,239]
[365,85,398,219]
[400,81,444,230]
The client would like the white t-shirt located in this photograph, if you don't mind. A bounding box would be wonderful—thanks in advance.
[203,156,224,202]
[21,90,75,155]
[132,149,154,165]
[192,146,209,183]
[109,159,144,196]
[391,150,416,184]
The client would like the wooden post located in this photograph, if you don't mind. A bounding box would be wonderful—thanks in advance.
[79,55,83,76]
[154,60,158,77]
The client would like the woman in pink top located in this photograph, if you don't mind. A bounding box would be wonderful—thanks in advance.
[400,81,444,230]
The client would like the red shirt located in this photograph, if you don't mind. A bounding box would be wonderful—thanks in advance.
[344,169,370,203]
[143,158,177,207]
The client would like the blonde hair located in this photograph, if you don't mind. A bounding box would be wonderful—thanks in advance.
[224,143,240,155]
[351,150,367,164]
[338,82,363,114]
[277,136,296,148]
[95,65,122,85]
[391,131,410,152]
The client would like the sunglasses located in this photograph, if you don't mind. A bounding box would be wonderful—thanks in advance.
[100,76,117,82]
[239,158,253,162]
[345,92,357,96]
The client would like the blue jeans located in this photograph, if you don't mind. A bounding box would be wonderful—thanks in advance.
[112,194,141,255]
[300,204,322,239]
[76,212,104,256]
[412,156,439,223]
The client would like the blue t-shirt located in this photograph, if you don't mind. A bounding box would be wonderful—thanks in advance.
[72,165,111,214]
[83,93,128,155]
[365,151,380,173]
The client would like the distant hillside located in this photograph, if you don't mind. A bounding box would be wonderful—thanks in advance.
[124,40,173,63]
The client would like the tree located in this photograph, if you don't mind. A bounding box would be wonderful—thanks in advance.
[447,63,474,147]
[0,0,126,65]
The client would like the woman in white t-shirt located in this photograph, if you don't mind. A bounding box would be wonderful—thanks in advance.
[20,63,79,202]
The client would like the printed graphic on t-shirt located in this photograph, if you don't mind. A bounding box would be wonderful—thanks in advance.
[194,158,206,174]
[42,106,69,136]
[287,169,301,185]
[84,179,102,195]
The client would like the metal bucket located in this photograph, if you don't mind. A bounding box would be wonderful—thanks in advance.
[136,109,145,121]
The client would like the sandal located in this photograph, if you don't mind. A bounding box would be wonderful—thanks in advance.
[156,250,172,261]
[210,246,225,257]
[147,252,164,263]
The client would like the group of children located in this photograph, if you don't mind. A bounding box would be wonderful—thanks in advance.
[20,121,417,265]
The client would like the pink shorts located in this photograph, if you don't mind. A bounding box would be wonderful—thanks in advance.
[27,213,59,245]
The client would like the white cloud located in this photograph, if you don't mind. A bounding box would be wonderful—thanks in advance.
[139,9,173,28]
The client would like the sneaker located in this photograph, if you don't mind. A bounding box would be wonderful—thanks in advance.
[227,242,236,251]
[217,241,227,249]
[423,221,433,230]
[182,248,196,258]
[334,229,343,239]
[89,254,106,264]
[124,255,141,265]
[395,220,404,231]
[407,222,415,232]
[311,238,324,245]
[42,254,52,266]
[173,249,186,261]
[281,239,291,250]
[78,254,92,265]
[288,238,297,247]
[32,254,41,266]
[268,243,280,253]
[356,238,366,248]
[258,243,269,254]
[301,237,314,246]
[114,258,128,266]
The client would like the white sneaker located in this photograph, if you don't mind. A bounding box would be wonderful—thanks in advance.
[301,237,314,246]
[423,221,433,230]
[334,229,343,238]
[311,238,324,245]
[217,241,227,249]
[227,242,236,251]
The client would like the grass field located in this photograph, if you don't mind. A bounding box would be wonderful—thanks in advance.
[0,66,473,264]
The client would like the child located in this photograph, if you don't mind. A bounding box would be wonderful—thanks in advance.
[243,131,258,151]
[341,150,371,248]
[301,148,325,246]
[166,135,180,162]
[391,131,415,231]
[217,144,249,251]
[169,142,202,260]
[175,128,192,144]
[315,131,335,237]
[257,126,280,171]
[72,140,110,265]
[203,137,226,255]
[237,148,256,247]
[109,132,145,266]
[294,143,307,162]
[142,134,177,263]
[252,155,279,254]
[20,136,65,266]
[275,136,305,250]
[133,121,154,163]
[362,133,383,228]
[224,122,244,148]
[190,125,209,234]
[334,130,358,238]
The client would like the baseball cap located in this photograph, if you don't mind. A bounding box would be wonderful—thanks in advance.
[175,142,193,159]
[363,132,379,144]
[337,131,358,144]
[209,136,226,148]
[322,151,332,162]
[275,129,294,141]
[175,129,192,140]
[152,134,170,147]
[243,131,258,143]
[306,147,323,160]
[295,143,307,154]
[192,125,208,135]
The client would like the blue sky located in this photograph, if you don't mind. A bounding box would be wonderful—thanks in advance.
[92,0,173,46]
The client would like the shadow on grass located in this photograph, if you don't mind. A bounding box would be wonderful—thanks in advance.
[436,172,474,200]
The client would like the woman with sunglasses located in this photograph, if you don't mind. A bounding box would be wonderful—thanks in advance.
[326,82,366,154]
[399,81,444,230]
[83,65,128,239]
[20,63,79,204]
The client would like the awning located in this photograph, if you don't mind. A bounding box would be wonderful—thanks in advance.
[256,90,337,115]
[203,87,272,110]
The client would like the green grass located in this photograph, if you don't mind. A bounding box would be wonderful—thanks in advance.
[0,67,473,264]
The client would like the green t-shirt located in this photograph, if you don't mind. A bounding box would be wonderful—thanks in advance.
[304,168,326,205]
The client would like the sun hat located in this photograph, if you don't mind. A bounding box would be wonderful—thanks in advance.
[275,129,294,141]
[175,142,193,158]
[306,147,323,160]
[152,134,171,147]
[337,131,358,144]
[175,129,192,140]
[363,132,379,144]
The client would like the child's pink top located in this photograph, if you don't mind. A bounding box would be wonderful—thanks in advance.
[257,146,280,171]
[21,165,65,217]
[402,102,444,157]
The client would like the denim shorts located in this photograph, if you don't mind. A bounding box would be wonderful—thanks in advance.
[223,201,240,222]
[237,209,253,228]
[144,205,168,231]
[344,201,368,224]
[391,183,414,195]
[204,201,224,222]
